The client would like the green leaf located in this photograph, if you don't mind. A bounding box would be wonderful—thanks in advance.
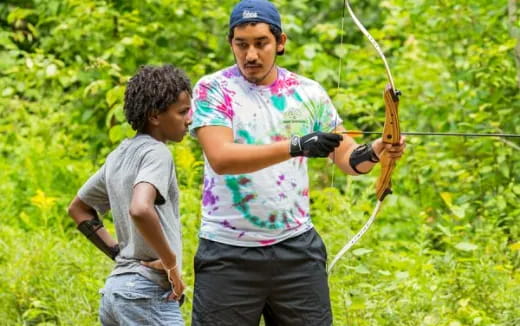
[354,264,370,274]
[352,248,373,256]
[378,270,391,276]
[455,242,478,252]
[303,45,317,59]
[2,87,15,97]
[108,125,124,143]
[106,86,124,108]
[7,8,35,24]
[45,64,58,78]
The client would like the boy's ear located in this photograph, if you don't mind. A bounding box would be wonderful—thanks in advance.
[148,112,160,126]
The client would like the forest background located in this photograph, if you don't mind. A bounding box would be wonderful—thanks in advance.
[1,0,519,325]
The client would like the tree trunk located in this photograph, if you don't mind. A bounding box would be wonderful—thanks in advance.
[508,0,520,90]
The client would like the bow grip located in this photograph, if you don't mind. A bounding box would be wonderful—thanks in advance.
[375,84,401,201]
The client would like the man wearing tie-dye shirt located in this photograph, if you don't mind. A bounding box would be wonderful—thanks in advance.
[189,1,406,325]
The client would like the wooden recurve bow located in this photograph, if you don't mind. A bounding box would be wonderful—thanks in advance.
[328,0,402,272]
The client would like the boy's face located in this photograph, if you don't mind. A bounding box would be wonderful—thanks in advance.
[230,23,286,85]
[156,91,192,142]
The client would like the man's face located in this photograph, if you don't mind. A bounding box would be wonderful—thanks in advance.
[156,91,192,142]
[230,23,286,85]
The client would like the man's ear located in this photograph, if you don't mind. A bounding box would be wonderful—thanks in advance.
[277,32,287,53]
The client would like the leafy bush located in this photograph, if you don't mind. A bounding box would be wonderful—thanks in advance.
[1,0,518,325]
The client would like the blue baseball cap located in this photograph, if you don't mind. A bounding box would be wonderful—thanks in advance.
[229,0,282,31]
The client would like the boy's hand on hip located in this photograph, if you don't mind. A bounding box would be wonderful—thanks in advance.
[141,259,186,302]
[165,265,185,302]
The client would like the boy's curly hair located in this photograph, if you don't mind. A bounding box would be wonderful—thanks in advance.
[124,64,192,132]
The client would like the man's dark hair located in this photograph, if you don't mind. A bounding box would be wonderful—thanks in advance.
[123,64,192,132]
[228,23,285,55]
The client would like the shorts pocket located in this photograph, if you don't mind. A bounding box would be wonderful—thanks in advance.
[113,291,153,301]
[112,290,153,324]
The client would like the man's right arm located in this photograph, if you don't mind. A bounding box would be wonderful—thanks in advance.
[196,126,292,174]
[196,126,342,175]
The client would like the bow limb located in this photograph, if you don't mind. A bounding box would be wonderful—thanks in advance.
[328,201,383,272]
[344,0,397,91]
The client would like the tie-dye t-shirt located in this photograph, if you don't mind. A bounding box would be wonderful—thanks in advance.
[190,65,342,247]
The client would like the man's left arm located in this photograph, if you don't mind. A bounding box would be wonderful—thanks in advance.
[330,125,406,175]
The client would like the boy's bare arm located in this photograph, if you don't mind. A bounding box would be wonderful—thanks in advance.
[130,182,185,300]
[68,196,119,259]
[129,182,177,268]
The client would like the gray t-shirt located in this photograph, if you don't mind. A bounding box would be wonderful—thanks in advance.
[78,134,182,289]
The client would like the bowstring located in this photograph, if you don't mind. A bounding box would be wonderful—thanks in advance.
[331,0,347,190]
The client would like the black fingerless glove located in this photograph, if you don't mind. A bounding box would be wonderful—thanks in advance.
[290,132,343,157]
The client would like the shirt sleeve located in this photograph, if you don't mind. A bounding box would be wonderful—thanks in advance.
[189,78,234,137]
[134,144,173,205]
[314,84,343,133]
[78,164,111,215]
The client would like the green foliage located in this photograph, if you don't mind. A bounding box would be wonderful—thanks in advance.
[1,0,519,325]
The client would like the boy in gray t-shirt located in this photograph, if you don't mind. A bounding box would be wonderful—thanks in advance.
[68,64,192,325]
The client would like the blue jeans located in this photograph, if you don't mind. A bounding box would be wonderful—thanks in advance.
[99,273,184,326]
